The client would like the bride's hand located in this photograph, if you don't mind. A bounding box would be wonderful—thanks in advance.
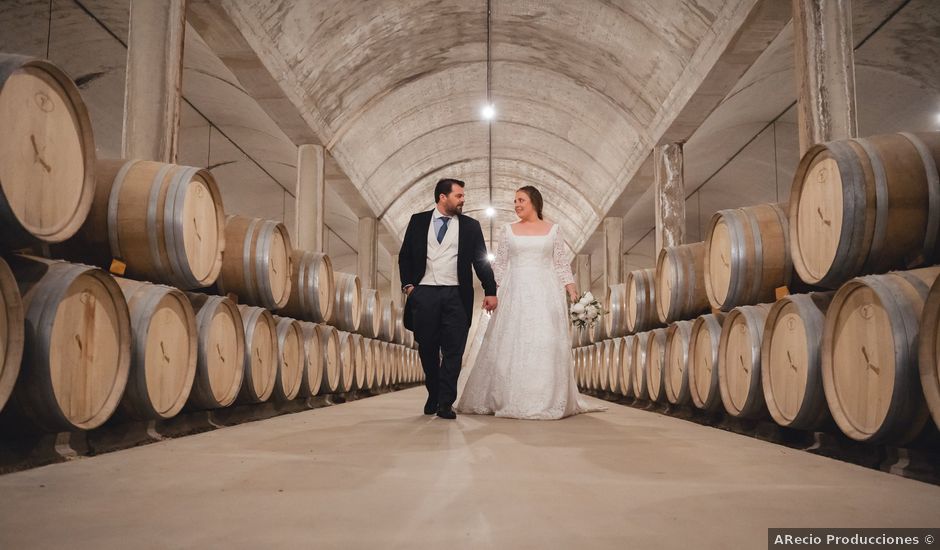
[565,284,578,303]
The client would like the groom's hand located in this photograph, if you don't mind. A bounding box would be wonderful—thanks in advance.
[483,296,498,312]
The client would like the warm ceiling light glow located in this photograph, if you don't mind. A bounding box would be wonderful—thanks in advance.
[481,104,496,120]
[486,253,496,262]
[485,207,496,217]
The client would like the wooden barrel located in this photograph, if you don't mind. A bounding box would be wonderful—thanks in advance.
[296,322,323,397]
[217,216,292,310]
[394,315,405,345]
[115,278,196,420]
[688,313,726,411]
[718,304,772,419]
[664,320,694,406]
[620,336,636,397]
[348,333,367,390]
[0,55,96,248]
[705,203,791,311]
[632,332,651,400]
[626,269,662,333]
[280,250,334,323]
[656,242,710,323]
[761,292,834,429]
[75,159,226,289]
[375,341,387,387]
[379,300,398,342]
[273,317,304,401]
[8,256,131,431]
[332,272,362,333]
[366,338,379,389]
[790,132,940,288]
[186,293,243,409]
[604,284,628,338]
[0,257,25,413]
[606,338,623,394]
[579,346,591,390]
[920,277,940,429]
[314,324,340,394]
[822,267,940,444]
[336,330,356,392]
[236,305,277,403]
[645,328,668,402]
[360,290,382,338]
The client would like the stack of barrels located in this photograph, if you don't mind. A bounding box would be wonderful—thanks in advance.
[0,54,422,436]
[577,130,940,446]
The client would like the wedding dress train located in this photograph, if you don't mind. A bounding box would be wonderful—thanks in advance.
[456,223,604,420]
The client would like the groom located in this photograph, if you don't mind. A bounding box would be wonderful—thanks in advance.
[399,178,498,419]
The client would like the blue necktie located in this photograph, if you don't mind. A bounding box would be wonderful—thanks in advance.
[437,217,450,243]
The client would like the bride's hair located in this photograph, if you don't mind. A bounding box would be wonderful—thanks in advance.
[517,186,544,220]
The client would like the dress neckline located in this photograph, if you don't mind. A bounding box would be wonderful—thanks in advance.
[509,223,555,237]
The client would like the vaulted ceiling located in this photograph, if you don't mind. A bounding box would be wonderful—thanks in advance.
[216,0,760,251]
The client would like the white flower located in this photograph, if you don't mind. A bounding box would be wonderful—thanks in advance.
[582,292,594,304]
[571,303,586,314]
[586,305,597,318]
[577,312,587,321]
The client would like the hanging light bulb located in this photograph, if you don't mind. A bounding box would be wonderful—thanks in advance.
[485,206,496,217]
[486,253,496,262]
[481,104,496,120]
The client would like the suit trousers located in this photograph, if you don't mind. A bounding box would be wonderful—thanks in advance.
[408,285,469,408]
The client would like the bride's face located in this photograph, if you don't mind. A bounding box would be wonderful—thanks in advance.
[514,191,533,219]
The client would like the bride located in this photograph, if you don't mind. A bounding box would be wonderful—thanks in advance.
[456,186,604,420]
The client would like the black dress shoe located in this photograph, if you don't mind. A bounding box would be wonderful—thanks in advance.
[424,396,438,415]
[436,405,457,420]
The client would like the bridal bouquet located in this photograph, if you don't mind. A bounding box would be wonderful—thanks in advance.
[569,291,604,330]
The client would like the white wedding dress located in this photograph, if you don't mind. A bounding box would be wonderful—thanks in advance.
[456,223,604,420]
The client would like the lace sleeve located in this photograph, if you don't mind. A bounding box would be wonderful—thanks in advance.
[552,225,575,286]
[493,224,510,286]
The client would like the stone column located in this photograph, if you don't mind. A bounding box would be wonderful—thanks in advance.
[654,142,685,255]
[123,0,186,162]
[602,217,623,291]
[358,217,378,291]
[793,0,857,155]
[295,144,326,252]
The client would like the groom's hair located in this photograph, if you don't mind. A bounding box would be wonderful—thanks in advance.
[434,178,465,203]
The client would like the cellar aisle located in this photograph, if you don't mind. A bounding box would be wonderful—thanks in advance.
[0,388,936,550]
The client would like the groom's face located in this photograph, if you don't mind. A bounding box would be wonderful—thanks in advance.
[438,185,465,216]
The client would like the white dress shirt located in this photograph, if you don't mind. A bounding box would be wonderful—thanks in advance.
[420,207,460,286]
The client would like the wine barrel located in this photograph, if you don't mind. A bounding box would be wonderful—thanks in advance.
[664,320,694,406]
[348,333,368,390]
[705,203,791,311]
[375,341,387,387]
[336,330,356,392]
[604,284,628,338]
[920,277,940,429]
[0,55,96,248]
[297,322,323,397]
[74,159,226,289]
[379,300,398,342]
[632,332,651,400]
[280,250,334,323]
[718,304,772,419]
[314,324,340,394]
[394,315,405,345]
[218,216,292,310]
[236,305,277,403]
[360,290,382,338]
[0,257,24,413]
[186,293,244,409]
[579,346,591,390]
[656,242,710,323]
[626,269,662,334]
[761,292,834,429]
[645,328,668,402]
[620,336,636,397]
[273,317,304,401]
[790,132,940,288]
[332,272,362,333]
[8,256,131,431]
[822,267,940,444]
[115,278,196,420]
[688,313,726,411]
[606,338,623,394]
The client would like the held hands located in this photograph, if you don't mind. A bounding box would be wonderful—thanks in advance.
[483,296,498,312]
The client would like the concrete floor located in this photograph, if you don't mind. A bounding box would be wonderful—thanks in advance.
[0,388,937,550]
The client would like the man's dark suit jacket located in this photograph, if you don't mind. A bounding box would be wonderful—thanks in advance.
[398,210,497,330]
